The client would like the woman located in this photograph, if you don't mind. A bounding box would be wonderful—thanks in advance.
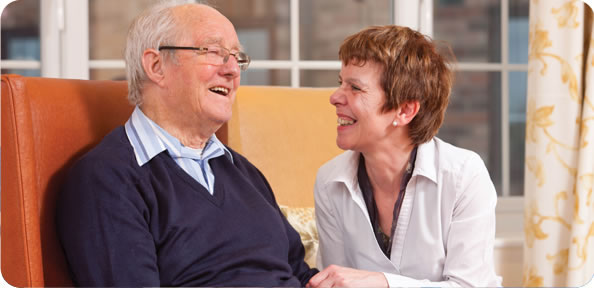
[307,25,501,287]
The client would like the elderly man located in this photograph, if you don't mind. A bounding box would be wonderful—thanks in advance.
[56,1,318,286]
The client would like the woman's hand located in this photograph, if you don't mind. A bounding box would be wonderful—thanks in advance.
[306,265,389,288]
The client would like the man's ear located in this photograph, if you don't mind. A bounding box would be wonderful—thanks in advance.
[141,48,167,86]
[395,101,420,126]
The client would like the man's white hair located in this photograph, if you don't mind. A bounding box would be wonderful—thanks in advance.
[124,0,206,105]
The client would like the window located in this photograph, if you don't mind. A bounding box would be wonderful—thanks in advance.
[87,0,397,87]
[1,0,41,76]
[434,0,529,200]
[1,0,528,235]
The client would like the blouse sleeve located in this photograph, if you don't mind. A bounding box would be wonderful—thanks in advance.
[314,173,349,269]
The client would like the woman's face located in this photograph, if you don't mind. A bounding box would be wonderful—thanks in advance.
[330,61,398,153]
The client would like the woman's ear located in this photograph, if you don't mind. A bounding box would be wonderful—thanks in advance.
[141,48,167,87]
[394,101,420,126]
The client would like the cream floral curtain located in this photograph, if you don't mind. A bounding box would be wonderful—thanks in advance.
[525,0,594,286]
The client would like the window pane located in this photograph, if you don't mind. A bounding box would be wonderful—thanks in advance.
[220,0,290,61]
[509,71,527,196]
[509,0,529,64]
[300,70,339,87]
[89,0,156,59]
[433,0,501,63]
[89,0,290,60]
[438,71,502,195]
[90,69,126,81]
[241,69,290,86]
[300,0,391,61]
[1,0,40,61]
[1,69,40,77]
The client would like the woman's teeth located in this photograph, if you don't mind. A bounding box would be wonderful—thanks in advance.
[337,118,355,126]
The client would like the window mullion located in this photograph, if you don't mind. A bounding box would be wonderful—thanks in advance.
[40,0,61,77]
[61,0,89,79]
[501,0,510,197]
[394,0,419,31]
[1,60,41,69]
[290,0,299,87]
[419,0,433,37]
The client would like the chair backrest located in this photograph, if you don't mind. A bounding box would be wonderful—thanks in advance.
[1,76,342,286]
[225,86,342,207]
[1,75,132,286]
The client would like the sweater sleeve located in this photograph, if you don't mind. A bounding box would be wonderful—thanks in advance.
[247,160,319,285]
[56,154,160,287]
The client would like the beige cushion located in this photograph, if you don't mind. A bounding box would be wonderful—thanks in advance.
[279,205,319,268]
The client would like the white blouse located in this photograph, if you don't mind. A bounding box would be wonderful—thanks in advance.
[314,138,502,287]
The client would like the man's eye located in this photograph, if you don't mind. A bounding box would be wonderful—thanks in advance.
[338,80,343,85]
[351,85,361,91]
[206,47,222,55]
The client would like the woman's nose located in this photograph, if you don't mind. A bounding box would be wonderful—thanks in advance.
[329,88,345,106]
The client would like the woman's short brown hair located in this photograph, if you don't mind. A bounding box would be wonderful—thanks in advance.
[339,25,454,145]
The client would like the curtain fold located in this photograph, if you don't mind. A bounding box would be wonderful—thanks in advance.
[525,0,594,286]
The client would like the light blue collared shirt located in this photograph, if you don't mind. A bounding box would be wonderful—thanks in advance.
[124,106,232,194]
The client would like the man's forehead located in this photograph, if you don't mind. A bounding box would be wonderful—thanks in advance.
[172,5,241,50]
[198,37,243,50]
[172,3,216,18]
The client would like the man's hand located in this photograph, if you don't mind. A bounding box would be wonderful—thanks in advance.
[306,265,389,288]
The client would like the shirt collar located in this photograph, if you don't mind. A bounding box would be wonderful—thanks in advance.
[323,150,362,192]
[325,138,439,189]
[414,138,438,183]
[124,106,232,167]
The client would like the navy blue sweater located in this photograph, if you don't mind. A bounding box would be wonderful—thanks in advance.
[56,127,318,286]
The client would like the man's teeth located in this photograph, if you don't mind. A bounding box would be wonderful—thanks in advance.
[210,87,229,95]
[337,118,355,126]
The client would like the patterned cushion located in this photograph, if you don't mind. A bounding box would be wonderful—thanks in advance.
[279,205,319,268]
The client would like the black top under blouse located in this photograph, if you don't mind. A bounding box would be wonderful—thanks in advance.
[357,147,417,258]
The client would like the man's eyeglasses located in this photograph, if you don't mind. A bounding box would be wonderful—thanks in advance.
[159,45,251,71]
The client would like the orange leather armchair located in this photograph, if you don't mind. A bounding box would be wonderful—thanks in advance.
[1,75,132,286]
[1,75,340,286]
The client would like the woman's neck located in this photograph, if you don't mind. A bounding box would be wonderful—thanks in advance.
[362,140,414,196]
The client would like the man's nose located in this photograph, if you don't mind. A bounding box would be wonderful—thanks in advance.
[220,55,240,78]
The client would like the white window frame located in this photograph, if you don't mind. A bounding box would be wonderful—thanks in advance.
[1,0,88,78]
[0,0,39,70]
[86,0,436,85]
[2,0,524,237]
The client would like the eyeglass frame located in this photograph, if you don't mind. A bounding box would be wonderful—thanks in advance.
[158,45,251,71]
